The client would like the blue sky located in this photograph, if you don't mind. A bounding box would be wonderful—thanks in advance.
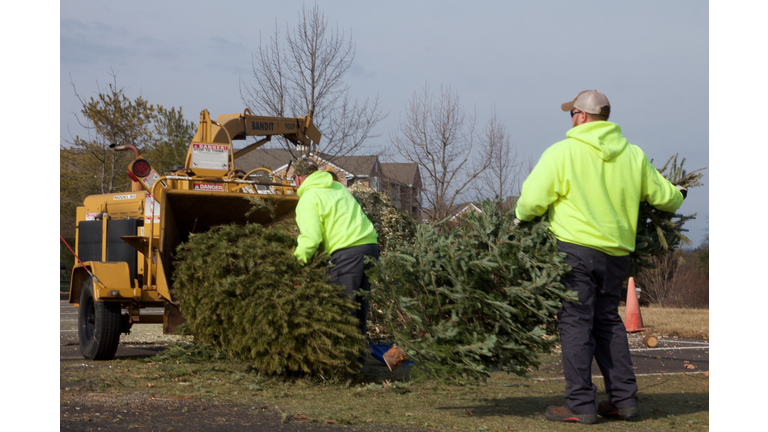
[59,1,710,246]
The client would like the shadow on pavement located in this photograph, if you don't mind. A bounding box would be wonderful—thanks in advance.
[434,391,708,420]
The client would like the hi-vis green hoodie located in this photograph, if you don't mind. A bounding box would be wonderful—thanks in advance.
[515,121,683,256]
[293,171,378,263]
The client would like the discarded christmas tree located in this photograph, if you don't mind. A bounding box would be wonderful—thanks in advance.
[366,154,705,382]
[168,154,703,382]
[631,154,706,275]
[348,182,417,252]
[366,199,576,383]
[172,222,367,378]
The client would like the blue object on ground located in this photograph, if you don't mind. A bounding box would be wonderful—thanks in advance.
[369,344,414,366]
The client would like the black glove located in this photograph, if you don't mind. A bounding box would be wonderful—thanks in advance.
[676,185,688,199]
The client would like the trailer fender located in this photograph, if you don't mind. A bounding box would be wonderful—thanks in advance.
[70,262,134,304]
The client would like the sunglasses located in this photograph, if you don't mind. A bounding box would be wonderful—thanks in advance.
[570,109,582,118]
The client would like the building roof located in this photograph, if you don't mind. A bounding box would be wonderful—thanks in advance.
[380,163,419,186]
[233,148,294,173]
[421,196,517,222]
[234,148,381,178]
[326,154,379,176]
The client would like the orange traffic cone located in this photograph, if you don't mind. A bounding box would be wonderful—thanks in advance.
[624,277,648,332]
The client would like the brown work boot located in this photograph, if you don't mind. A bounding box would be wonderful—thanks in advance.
[545,405,597,424]
[597,400,639,420]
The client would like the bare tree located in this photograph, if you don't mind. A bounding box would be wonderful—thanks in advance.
[240,3,385,161]
[390,83,497,222]
[635,252,682,306]
[470,108,523,201]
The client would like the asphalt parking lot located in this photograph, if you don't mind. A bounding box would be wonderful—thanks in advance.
[60,298,708,430]
[60,299,708,375]
[60,299,177,360]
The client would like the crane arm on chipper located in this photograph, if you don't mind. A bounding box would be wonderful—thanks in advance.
[184,108,321,176]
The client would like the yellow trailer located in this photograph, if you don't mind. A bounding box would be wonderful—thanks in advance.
[68,109,321,360]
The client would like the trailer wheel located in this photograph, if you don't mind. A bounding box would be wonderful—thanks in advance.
[78,278,121,360]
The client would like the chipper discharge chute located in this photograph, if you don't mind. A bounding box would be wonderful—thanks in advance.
[66,108,321,360]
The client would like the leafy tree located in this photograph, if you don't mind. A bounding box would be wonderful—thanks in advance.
[240,3,385,160]
[60,74,157,240]
[60,73,196,242]
[143,106,197,174]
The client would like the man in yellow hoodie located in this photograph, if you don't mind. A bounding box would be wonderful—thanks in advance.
[515,91,687,424]
[292,159,379,339]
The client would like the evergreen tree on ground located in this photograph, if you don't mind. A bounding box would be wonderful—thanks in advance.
[173,223,367,378]
[364,154,704,383]
[366,199,575,383]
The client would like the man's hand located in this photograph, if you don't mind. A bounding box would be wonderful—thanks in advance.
[676,185,688,199]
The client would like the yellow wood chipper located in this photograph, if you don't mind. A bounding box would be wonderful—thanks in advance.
[66,108,321,360]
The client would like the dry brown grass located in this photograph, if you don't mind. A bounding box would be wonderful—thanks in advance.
[619,305,709,339]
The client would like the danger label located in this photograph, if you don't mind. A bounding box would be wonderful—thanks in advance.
[85,212,99,221]
[191,143,229,170]
[193,182,223,192]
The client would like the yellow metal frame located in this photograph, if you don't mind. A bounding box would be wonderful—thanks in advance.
[70,262,164,305]
[69,107,320,332]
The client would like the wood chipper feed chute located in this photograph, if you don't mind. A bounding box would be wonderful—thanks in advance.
[157,189,299,302]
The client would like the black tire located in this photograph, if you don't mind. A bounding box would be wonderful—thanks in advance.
[78,278,121,360]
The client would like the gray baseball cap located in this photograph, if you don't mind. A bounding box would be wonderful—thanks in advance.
[561,90,611,116]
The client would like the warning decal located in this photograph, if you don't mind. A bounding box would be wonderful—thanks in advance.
[191,143,229,170]
[193,182,224,192]
[144,194,161,224]
[85,212,99,221]
[141,170,161,189]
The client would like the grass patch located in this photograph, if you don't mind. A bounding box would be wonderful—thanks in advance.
[61,342,709,431]
[61,306,709,430]
[620,306,709,338]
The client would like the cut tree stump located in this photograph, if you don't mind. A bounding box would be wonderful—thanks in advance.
[643,335,659,348]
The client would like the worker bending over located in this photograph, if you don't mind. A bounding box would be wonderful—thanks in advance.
[292,159,380,340]
[515,90,687,424]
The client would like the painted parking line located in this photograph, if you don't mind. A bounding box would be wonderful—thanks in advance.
[668,341,709,345]
[555,346,708,354]
[630,346,708,352]
[532,371,706,381]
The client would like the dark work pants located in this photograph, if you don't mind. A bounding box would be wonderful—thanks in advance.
[326,243,380,338]
[556,240,637,415]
